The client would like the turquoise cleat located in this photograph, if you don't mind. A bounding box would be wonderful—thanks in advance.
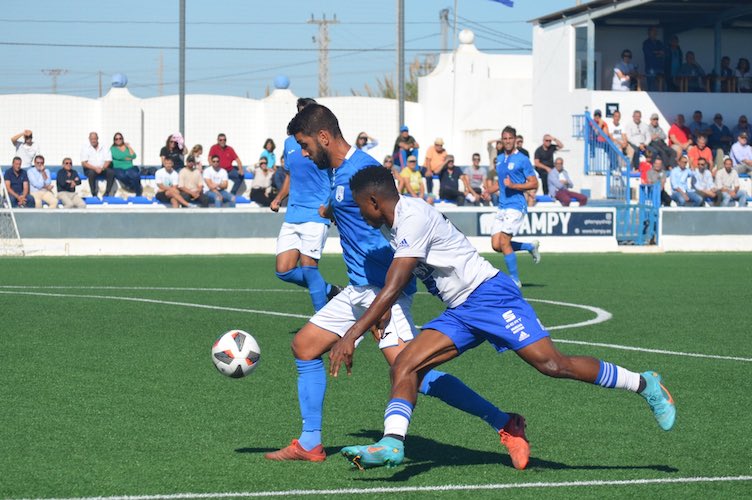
[341,437,405,470]
[640,371,676,431]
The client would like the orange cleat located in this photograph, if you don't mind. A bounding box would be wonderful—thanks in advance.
[499,413,530,470]
[264,439,326,462]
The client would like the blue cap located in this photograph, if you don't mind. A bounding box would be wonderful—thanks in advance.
[400,125,409,132]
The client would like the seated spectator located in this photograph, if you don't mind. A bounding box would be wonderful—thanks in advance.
[688,110,712,141]
[644,156,672,207]
[422,137,447,195]
[647,113,676,167]
[178,155,210,207]
[438,155,473,205]
[677,51,706,92]
[692,158,717,205]
[624,110,650,171]
[708,113,733,169]
[209,133,244,195]
[392,125,419,169]
[735,58,751,93]
[260,138,276,168]
[732,115,752,140]
[612,49,637,91]
[10,129,40,169]
[483,165,499,207]
[56,157,86,208]
[355,132,378,152]
[27,156,57,209]
[609,110,628,154]
[3,157,34,207]
[81,131,114,198]
[250,158,274,206]
[203,155,235,207]
[464,153,489,206]
[399,155,434,205]
[668,114,693,160]
[715,157,749,207]
[548,157,588,206]
[730,133,752,174]
[271,156,288,202]
[110,132,143,196]
[160,133,185,171]
[669,156,702,206]
[687,134,713,171]
[189,144,204,170]
[638,151,653,183]
[515,135,530,158]
[155,158,191,208]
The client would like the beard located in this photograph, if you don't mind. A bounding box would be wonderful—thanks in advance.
[310,143,331,170]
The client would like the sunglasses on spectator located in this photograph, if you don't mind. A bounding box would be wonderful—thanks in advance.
[115,136,123,140]
[211,159,220,163]
[259,162,268,166]
[63,161,72,165]
[544,139,552,143]
[408,160,416,163]
[358,136,367,140]
[35,160,44,164]
[218,138,226,142]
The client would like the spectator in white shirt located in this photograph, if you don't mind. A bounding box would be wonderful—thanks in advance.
[548,158,588,206]
[155,158,191,208]
[715,157,748,207]
[10,129,40,169]
[203,155,235,207]
[624,110,650,171]
[80,132,114,197]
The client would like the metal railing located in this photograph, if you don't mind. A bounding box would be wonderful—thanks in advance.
[582,110,632,202]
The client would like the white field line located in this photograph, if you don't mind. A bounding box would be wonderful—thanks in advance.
[10,475,752,500]
[554,338,752,362]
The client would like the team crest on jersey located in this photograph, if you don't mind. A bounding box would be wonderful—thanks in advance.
[508,163,515,170]
[335,185,345,202]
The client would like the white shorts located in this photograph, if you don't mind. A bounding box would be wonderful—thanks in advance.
[310,285,418,349]
[276,221,329,260]
[491,208,526,236]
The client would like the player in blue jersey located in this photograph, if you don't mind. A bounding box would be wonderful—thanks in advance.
[331,166,676,470]
[270,98,340,312]
[265,104,514,464]
[485,126,541,287]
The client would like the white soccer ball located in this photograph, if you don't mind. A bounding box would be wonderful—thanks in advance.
[211,329,261,378]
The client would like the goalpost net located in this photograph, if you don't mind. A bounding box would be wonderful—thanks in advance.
[0,167,25,256]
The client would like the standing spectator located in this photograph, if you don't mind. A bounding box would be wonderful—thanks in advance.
[642,26,665,91]
[687,135,713,171]
[81,131,114,198]
[110,132,143,196]
[189,144,204,170]
[464,153,488,206]
[669,157,702,207]
[271,156,288,202]
[438,155,474,205]
[533,134,563,195]
[666,35,683,91]
[730,133,752,174]
[548,158,588,206]
[399,155,434,204]
[677,51,706,92]
[208,133,244,195]
[647,113,676,167]
[155,157,191,208]
[354,132,378,152]
[708,113,734,169]
[609,110,627,154]
[203,155,235,207]
[688,110,712,141]
[692,158,717,205]
[715,157,748,207]
[624,110,650,171]
[515,136,529,158]
[486,137,503,168]
[56,157,86,208]
[160,133,185,171]
[645,156,672,207]
[612,49,637,91]
[735,58,751,93]
[260,138,277,168]
[10,129,40,169]
[250,158,274,207]
[591,109,611,169]
[731,115,752,141]
[27,156,57,209]
[668,114,693,160]
[178,155,210,207]
[422,137,447,195]
[392,125,419,169]
[3,157,34,207]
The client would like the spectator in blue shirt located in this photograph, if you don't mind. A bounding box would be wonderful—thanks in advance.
[708,113,734,169]
[3,157,34,208]
[642,26,665,91]
[260,138,277,168]
[669,157,702,206]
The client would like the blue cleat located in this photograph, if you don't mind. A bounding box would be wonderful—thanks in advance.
[640,371,676,431]
[341,437,404,470]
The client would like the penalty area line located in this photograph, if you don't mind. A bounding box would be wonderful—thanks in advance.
[11,475,752,500]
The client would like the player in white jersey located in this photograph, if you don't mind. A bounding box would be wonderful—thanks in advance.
[330,166,676,470]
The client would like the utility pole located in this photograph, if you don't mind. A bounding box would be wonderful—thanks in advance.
[41,69,67,94]
[439,8,450,53]
[397,0,405,128]
[98,71,103,97]
[179,0,186,136]
[158,51,164,96]
[308,14,338,97]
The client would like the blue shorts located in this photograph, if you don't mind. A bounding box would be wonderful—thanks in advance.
[422,273,549,353]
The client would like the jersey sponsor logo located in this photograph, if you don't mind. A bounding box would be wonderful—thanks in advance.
[502,310,516,323]
[397,238,409,249]
[287,149,296,155]
[335,185,345,202]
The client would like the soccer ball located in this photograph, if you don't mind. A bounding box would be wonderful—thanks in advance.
[211,330,261,378]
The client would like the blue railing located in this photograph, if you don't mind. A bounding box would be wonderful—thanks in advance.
[582,110,632,201]
[614,183,661,245]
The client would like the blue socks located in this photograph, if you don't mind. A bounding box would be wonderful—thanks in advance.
[511,241,534,252]
[504,253,519,283]
[295,358,326,450]
[419,369,510,432]
[301,266,328,312]
[276,268,306,287]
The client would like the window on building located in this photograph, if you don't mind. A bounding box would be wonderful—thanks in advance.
[575,26,587,89]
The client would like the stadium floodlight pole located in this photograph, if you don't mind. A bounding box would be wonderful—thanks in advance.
[397,0,405,129]
[179,0,186,136]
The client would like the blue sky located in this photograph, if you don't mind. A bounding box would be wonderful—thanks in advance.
[0,0,573,99]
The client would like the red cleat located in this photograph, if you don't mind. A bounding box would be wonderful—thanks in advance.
[264,439,326,462]
[499,413,530,470]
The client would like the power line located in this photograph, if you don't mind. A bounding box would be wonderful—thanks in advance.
[0,18,522,26]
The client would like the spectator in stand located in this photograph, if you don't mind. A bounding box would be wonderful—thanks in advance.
[708,113,734,169]
[647,113,676,168]
[271,155,288,203]
[486,137,503,168]
[638,151,653,183]
[688,110,712,141]
[3,157,34,207]
[624,110,650,171]
[715,157,748,206]
[591,109,611,170]
[687,134,713,171]
[735,58,751,93]
[716,56,735,91]
[178,155,210,207]
[355,132,378,152]
[533,134,563,195]
[203,154,234,207]
[483,165,499,207]
[669,156,702,206]
[730,133,752,174]
[56,157,86,208]
[208,133,244,196]
[548,157,588,206]
[81,131,114,198]
[27,156,57,209]
[666,35,683,91]
[668,114,693,161]
[732,115,752,140]
[250,157,274,207]
[189,144,204,170]
[392,125,419,169]
[515,136,529,158]
[692,158,717,205]
[612,49,637,91]
[677,51,706,92]
[439,155,475,206]
[155,157,191,208]
[10,130,39,169]
[399,155,434,205]
[110,132,143,197]
[514,136,535,206]
[260,138,277,168]
[642,27,665,91]
[645,156,672,207]
[422,137,447,196]
[160,133,185,171]
[464,153,489,206]
[609,110,628,154]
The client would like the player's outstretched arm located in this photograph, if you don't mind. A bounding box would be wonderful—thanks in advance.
[329,257,418,377]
